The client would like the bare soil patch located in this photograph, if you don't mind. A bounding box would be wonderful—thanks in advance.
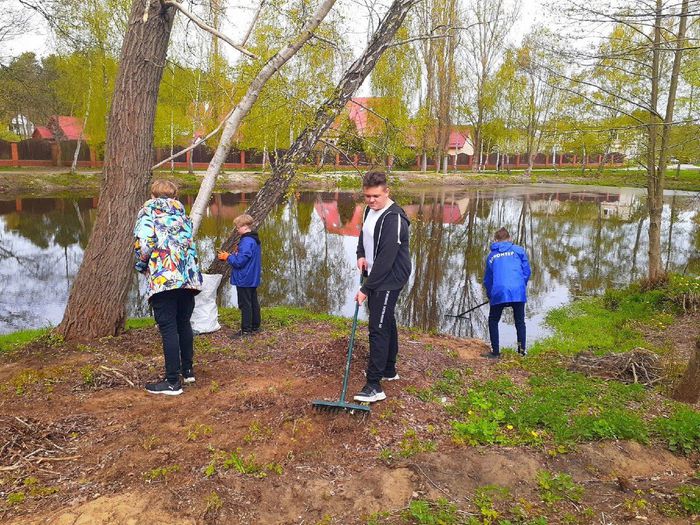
[1,320,698,524]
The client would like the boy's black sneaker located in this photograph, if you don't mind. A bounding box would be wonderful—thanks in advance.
[482,352,501,359]
[145,380,183,396]
[353,383,386,403]
[182,369,196,384]
[230,330,253,340]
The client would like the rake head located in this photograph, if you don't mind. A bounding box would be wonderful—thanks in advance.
[312,399,370,414]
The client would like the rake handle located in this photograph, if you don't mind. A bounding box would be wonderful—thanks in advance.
[445,300,489,319]
[339,300,360,403]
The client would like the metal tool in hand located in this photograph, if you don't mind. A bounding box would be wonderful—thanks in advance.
[444,300,489,320]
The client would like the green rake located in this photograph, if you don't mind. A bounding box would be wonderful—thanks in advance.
[312,298,370,415]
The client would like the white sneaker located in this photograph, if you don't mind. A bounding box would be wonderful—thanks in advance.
[382,373,400,381]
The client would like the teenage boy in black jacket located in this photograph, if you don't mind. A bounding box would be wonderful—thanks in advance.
[353,171,411,403]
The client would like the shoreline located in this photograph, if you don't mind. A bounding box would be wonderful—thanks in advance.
[0,167,699,198]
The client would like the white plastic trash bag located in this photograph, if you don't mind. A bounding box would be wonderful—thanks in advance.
[191,273,223,334]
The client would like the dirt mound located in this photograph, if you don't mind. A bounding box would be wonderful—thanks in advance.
[11,492,196,525]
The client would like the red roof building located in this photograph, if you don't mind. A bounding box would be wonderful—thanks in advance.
[446,127,473,156]
[32,126,54,140]
[31,116,86,141]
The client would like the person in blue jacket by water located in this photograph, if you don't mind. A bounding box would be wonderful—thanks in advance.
[217,214,262,338]
[482,227,531,358]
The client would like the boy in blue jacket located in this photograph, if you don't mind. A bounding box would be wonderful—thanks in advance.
[217,214,262,337]
[483,227,531,358]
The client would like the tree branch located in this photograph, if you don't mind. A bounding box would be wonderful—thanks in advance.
[162,0,258,59]
[318,139,363,174]
[240,0,265,47]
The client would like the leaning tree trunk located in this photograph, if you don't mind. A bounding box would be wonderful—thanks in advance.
[58,1,175,339]
[208,0,418,276]
[672,336,700,404]
[189,0,338,235]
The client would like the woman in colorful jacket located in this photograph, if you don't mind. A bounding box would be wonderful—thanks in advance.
[482,227,531,358]
[134,180,202,396]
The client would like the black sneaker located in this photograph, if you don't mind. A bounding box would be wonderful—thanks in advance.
[353,383,386,403]
[145,380,183,396]
[182,369,195,384]
[230,330,253,340]
[482,352,501,359]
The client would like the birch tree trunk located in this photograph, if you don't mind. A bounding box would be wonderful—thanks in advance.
[58,0,176,339]
[71,62,93,175]
[646,0,688,280]
[208,0,418,275]
[189,0,338,235]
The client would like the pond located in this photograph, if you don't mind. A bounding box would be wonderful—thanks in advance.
[1,184,698,350]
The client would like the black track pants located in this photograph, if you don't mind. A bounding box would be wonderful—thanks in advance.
[150,288,196,383]
[236,286,261,332]
[365,288,402,384]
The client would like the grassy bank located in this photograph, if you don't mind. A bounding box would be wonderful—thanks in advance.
[406,275,700,450]
[0,306,339,354]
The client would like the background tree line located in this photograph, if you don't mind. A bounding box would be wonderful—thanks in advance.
[3,0,697,172]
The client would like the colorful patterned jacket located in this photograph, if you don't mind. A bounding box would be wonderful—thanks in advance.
[134,198,202,299]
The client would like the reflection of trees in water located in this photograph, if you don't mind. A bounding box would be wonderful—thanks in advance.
[253,195,349,314]
[1,190,698,335]
[4,199,94,249]
[403,191,448,331]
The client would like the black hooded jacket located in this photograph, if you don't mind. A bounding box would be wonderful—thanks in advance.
[356,202,411,294]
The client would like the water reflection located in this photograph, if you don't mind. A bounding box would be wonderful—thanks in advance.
[1,186,698,350]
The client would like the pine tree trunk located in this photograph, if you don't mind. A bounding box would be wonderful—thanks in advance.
[58,1,175,339]
[207,0,417,275]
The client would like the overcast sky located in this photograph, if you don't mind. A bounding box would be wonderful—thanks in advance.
[6,0,545,61]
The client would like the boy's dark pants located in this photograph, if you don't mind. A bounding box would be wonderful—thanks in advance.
[236,286,260,332]
[366,288,402,385]
[488,301,526,354]
[150,288,196,383]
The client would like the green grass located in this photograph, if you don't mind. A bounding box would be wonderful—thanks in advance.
[449,371,650,447]
[0,328,49,353]
[530,274,700,356]
[219,305,347,331]
[125,317,156,330]
[390,165,700,191]
[0,317,155,354]
[447,275,700,452]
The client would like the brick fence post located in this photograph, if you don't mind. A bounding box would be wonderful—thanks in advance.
[10,143,19,167]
